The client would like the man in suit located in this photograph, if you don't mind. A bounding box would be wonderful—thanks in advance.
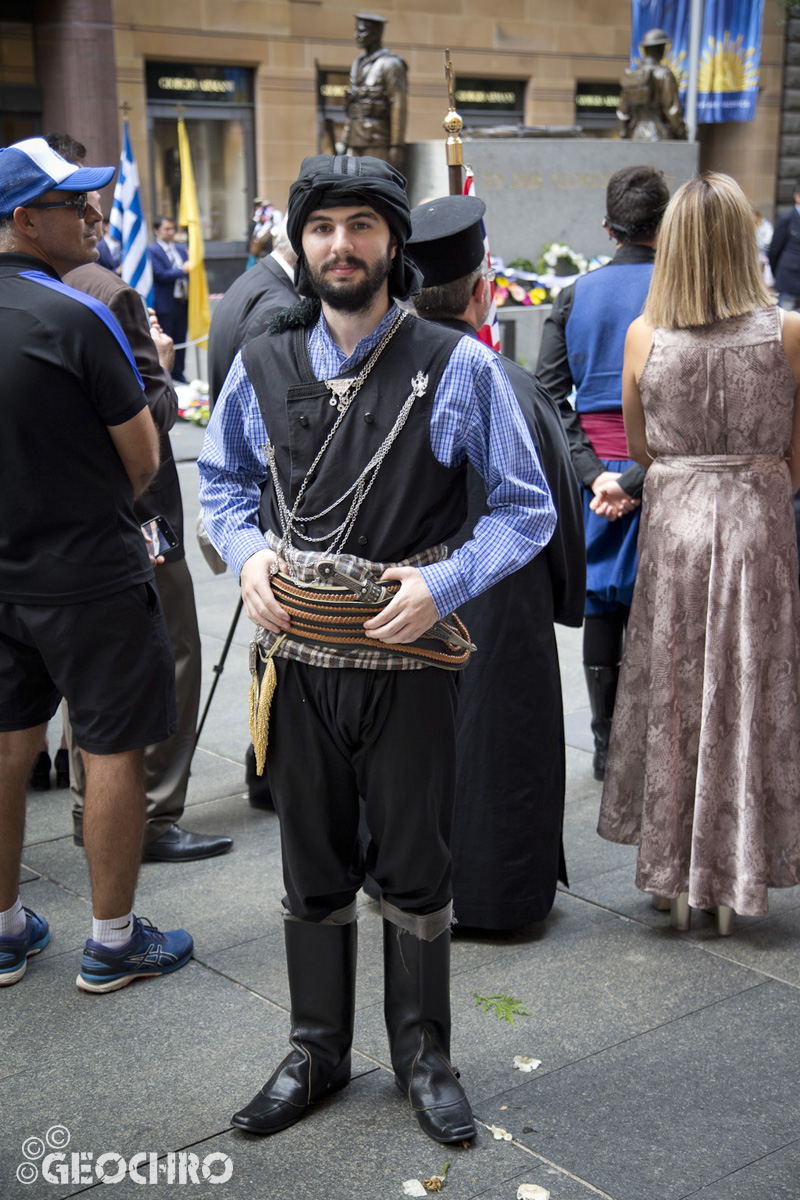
[768,181,800,310]
[148,215,189,381]
[208,223,299,405]
[96,216,121,273]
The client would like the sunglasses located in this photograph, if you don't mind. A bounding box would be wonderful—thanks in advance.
[26,192,89,219]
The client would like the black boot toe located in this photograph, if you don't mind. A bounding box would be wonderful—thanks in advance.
[414,1096,476,1144]
[231,1087,306,1135]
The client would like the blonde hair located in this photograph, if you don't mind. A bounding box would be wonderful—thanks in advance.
[643,173,772,329]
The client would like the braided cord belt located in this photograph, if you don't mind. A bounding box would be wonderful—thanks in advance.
[270,573,473,669]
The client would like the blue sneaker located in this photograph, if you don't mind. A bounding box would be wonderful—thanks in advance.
[76,916,193,993]
[0,908,50,986]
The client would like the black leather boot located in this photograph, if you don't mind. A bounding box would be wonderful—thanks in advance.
[231,918,356,1134]
[383,919,476,1145]
[584,664,620,781]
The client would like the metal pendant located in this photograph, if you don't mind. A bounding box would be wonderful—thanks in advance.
[327,377,355,412]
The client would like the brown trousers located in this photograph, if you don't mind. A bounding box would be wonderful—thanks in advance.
[67,557,201,844]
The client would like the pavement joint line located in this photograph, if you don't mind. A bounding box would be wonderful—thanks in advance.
[19,864,90,906]
[675,1133,800,1199]
[184,788,249,805]
[555,890,799,973]
[667,931,800,989]
[192,745,245,765]
[474,1122,617,1199]
[188,958,290,1009]
[484,976,772,1096]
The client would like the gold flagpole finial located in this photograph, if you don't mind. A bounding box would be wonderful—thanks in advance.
[175,103,186,120]
[119,101,132,117]
[443,49,464,194]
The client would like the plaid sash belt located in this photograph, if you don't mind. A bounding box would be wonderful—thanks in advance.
[269,571,474,670]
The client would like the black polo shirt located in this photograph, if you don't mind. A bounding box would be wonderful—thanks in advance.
[0,253,152,604]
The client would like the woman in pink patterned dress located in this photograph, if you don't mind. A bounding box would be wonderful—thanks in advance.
[598,173,800,935]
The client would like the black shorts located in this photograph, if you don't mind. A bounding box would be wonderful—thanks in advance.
[0,581,178,754]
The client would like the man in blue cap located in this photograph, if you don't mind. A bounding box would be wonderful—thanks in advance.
[0,137,192,992]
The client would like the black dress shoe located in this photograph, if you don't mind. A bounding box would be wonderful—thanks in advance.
[143,823,233,862]
[30,751,51,791]
[245,744,274,811]
[54,748,70,789]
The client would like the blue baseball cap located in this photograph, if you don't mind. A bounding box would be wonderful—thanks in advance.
[0,137,115,219]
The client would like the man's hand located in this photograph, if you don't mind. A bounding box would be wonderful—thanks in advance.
[240,549,291,632]
[147,308,176,373]
[363,566,438,644]
[590,471,640,522]
[142,525,164,567]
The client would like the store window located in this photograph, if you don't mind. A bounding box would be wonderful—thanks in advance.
[317,68,350,153]
[454,77,526,129]
[0,18,41,146]
[575,82,621,132]
[151,116,247,242]
[146,62,256,288]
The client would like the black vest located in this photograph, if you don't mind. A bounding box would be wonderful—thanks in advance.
[243,315,468,563]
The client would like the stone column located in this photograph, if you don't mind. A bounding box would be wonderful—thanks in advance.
[33,0,119,176]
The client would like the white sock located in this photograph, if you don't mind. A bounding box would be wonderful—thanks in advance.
[92,911,134,948]
[0,897,26,937]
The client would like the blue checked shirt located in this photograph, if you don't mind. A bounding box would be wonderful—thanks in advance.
[198,305,555,617]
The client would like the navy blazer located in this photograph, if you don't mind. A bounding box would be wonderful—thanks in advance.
[96,237,121,273]
[148,240,188,315]
[768,207,800,297]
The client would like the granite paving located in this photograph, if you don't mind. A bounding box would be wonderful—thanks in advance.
[4,457,799,1200]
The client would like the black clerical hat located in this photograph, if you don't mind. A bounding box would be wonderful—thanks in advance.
[407,195,487,288]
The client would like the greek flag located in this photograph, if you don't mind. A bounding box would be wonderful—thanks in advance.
[109,120,153,304]
[463,167,501,354]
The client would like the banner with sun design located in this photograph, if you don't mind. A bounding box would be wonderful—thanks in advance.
[630,0,763,123]
[697,0,763,122]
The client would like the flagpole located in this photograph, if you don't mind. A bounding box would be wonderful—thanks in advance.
[443,50,464,196]
[685,0,705,142]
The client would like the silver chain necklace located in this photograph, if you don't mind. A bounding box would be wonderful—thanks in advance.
[266,310,428,571]
[312,307,407,412]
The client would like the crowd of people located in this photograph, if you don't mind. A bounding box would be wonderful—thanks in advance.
[2,133,800,1146]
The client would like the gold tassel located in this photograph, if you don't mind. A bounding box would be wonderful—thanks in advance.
[248,636,285,776]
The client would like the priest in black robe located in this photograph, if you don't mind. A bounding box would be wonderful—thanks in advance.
[407,195,586,930]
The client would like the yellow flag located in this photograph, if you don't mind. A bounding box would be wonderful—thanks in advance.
[177,118,210,347]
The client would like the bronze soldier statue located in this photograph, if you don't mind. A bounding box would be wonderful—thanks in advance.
[338,13,407,169]
[618,28,687,142]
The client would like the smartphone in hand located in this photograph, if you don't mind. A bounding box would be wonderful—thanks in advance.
[141,515,179,559]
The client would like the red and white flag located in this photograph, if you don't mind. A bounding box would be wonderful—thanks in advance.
[463,167,501,353]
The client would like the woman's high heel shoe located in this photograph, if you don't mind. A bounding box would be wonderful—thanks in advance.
[715,905,734,937]
[670,891,691,931]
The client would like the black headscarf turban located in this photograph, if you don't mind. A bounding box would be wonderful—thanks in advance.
[286,154,422,299]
